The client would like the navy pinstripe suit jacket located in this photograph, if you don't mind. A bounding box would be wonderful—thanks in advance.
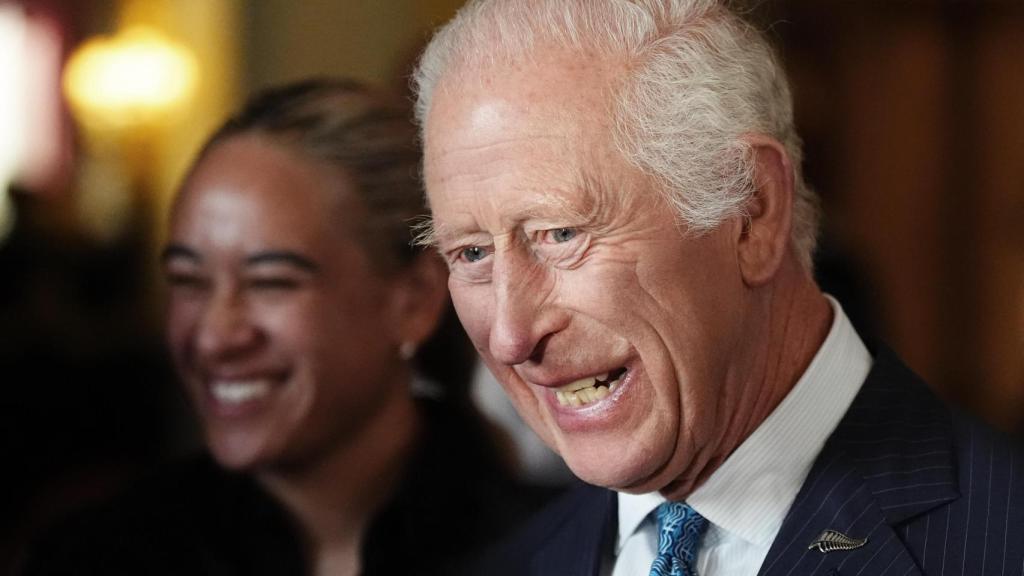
[471,348,1024,576]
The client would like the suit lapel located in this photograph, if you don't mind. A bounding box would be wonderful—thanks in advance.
[757,442,925,576]
[530,485,616,576]
[759,348,959,576]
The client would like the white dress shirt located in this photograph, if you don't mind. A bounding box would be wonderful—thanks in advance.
[608,297,872,576]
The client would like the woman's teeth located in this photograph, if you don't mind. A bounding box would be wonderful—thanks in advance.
[211,380,272,404]
[554,369,626,407]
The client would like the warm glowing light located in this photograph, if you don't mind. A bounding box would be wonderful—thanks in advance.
[0,190,14,245]
[64,26,198,129]
[0,4,26,195]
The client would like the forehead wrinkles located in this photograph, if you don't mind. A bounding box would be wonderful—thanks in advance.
[426,48,625,151]
[424,54,638,242]
[425,131,657,247]
[429,150,601,242]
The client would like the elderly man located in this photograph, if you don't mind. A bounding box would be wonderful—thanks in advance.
[414,1,1024,575]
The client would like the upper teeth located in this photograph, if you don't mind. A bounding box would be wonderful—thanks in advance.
[211,380,271,404]
[561,372,610,393]
[554,369,625,407]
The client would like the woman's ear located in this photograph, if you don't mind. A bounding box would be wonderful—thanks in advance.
[737,135,795,287]
[386,251,449,352]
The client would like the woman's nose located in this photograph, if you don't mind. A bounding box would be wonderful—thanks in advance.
[195,290,261,361]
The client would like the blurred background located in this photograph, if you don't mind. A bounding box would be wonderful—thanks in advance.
[1,0,1021,571]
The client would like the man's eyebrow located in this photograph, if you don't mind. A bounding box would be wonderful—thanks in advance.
[518,182,594,224]
[245,251,320,272]
[416,217,486,250]
[519,196,588,222]
[411,215,438,248]
[423,193,592,249]
[161,244,200,265]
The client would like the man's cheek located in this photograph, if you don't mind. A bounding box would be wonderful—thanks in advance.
[451,287,494,350]
[500,374,557,447]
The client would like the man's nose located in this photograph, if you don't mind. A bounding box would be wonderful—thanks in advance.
[195,290,260,360]
[488,251,558,366]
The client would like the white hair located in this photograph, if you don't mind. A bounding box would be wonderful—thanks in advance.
[413,0,820,270]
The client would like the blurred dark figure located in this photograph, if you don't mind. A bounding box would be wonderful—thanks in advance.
[0,188,183,572]
[21,79,548,576]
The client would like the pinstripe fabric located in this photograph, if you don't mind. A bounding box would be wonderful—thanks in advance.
[467,347,1024,576]
[758,347,1024,576]
[527,484,616,576]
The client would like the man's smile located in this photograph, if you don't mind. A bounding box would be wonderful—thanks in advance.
[554,367,628,407]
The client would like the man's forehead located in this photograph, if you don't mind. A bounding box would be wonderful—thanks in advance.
[428,170,589,226]
[424,80,618,188]
[425,49,622,136]
[425,155,652,248]
[466,99,506,133]
[425,91,590,156]
[421,51,645,244]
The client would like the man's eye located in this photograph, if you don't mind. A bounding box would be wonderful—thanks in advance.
[550,227,578,243]
[461,246,488,263]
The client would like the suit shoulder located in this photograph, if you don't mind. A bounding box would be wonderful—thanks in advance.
[846,349,1024,573]
[949,408,1024,497]
[459,482,613,576]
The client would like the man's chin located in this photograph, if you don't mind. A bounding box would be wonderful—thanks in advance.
[562,452,665,493]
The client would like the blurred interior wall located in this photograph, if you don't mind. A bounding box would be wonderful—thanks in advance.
[116,0,242,242]
[765,1,1024,431]
[241,0,465,92]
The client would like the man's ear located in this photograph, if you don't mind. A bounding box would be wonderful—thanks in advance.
[387,251,449,351]
[737,135,794,287]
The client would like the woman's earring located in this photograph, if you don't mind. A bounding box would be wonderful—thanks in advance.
[399,341,417,361]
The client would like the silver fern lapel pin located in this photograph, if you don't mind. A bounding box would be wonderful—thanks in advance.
[808,529,868,553]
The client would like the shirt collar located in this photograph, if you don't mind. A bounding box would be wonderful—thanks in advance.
[616,491,665,553]
[617,296,871,550]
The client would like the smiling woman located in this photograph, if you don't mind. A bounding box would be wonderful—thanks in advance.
[22,79,548,576]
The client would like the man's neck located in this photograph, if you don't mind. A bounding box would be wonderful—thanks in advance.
[741,261,833,448]
[663,257,832,500]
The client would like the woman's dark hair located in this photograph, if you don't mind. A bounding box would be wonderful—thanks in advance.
[195,78,477,397]
[201,78,422,272]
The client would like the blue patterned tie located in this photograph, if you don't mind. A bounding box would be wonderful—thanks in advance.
[648,502,708,576]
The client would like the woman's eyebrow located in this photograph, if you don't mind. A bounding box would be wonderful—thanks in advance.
[161,244,200,265]
[245,250,320,272]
